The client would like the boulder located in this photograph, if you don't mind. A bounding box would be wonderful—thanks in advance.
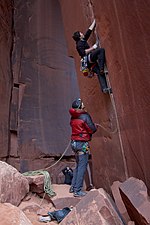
[25,175,45,194]
[111,180,130,223]
[60,188,125,225]
[0,203,32,225]
[0,161,29,206]
[119,177,150,225]
[51,184,80,209]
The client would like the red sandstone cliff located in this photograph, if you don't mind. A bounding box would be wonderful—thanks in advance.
[59,0,150,191]
[0,0,150,193]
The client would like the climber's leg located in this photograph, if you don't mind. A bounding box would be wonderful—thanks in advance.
[92,64,110,93]
[90,48,105,73]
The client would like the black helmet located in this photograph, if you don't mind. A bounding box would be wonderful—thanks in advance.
[72,98,82,109]
[72,31,80,42]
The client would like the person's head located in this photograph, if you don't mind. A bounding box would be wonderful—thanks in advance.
[72,98,85,109]
[72,31,84,42]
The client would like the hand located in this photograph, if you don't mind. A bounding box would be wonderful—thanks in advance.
[89,19,96,30]
[95,123,99,128]
[93,43,98,49]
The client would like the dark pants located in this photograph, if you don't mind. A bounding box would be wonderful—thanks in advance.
[88,48,108,91]
[90,48,105,71]
[92,64,108,91]
[71,152,89,192]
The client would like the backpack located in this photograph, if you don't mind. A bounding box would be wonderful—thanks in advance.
[62,167,73,185]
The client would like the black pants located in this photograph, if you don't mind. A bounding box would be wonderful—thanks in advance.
[87,48,108,91]
[92,64,108,91]
[90,48,105,71]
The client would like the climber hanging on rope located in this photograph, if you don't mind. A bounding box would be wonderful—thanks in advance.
[72,19,111,94]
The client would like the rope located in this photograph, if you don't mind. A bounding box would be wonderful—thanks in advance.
[39,192,46,207]
[87,1,128,179]
[96,123,117,134]
[40,140,71,171]
[24,139,71,207]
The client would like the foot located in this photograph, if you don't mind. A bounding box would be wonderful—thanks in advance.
[39,216,51,222]
[69,186,74,193]
[73,191,87,197]
[86,184,95,191]
[102,87,112,94]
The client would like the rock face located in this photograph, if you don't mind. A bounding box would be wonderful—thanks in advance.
[111,181,130,223]
[0,0,13,159]
[10,0,79,171]
[0,161,29,206]
[0,0,150,194]
[119,177,150,225]
[59,0,150,191]
[0,203,32,225]
[60,188,124,225]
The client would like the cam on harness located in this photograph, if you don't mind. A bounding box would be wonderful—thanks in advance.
[80,55,96,78]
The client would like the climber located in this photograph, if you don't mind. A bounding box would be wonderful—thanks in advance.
[69,98,97,197]
[72,19,111,93]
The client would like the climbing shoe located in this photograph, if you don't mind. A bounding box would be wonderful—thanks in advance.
[69,186,74,193]
[102,87,112,94]
[74,191,86,197]
[39,216,51,222]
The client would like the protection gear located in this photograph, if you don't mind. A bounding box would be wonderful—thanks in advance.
[71,140,89,153]
[80,56,95,77]
[72,98,82,109]
[89,19,96,30]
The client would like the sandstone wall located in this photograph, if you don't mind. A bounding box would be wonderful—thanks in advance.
[0,1,13,158]
[59,0,150,192]
[9,0,80,171]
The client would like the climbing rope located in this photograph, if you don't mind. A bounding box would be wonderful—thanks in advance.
[40,140,71,171]
[87,1,128,179]
[96,123,117,134]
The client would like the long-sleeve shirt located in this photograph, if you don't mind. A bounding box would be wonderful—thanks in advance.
[76,29,92,58]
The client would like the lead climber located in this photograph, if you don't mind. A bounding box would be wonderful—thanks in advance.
[69,98,97,197]
[72,20,111,93]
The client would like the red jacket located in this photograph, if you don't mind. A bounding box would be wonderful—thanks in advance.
[69,108,97,141]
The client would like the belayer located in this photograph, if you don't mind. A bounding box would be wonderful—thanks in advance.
[72,20,111,93]
[69,98,97,197]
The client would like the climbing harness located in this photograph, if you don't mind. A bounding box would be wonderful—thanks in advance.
[80,56,95,78]
[71,140,89,154]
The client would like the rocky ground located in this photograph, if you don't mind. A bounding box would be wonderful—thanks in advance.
[0,161,150,224]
